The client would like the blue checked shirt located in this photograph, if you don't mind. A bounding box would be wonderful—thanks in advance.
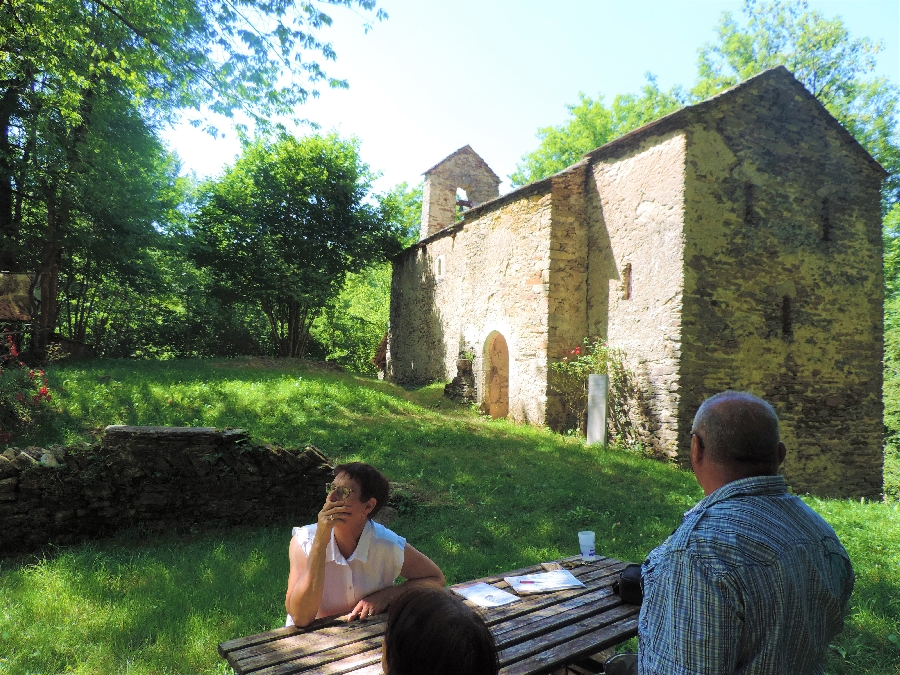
[638,475,854,675]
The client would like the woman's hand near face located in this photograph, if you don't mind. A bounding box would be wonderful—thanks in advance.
[317,496,351,529]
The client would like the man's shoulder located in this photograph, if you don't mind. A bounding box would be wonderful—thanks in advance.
[680,490,844,565]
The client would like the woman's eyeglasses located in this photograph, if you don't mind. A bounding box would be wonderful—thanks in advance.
[325,483,354,499]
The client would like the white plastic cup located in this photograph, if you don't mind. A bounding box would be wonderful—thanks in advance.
[578,530,596,561]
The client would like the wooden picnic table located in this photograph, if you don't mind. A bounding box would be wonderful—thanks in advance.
[218,555,639,675]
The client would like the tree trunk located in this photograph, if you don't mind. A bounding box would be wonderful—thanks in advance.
[0,76,25,269]
[31,190,63,355]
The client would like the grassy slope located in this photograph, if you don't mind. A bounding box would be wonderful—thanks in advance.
[0,359,897,675]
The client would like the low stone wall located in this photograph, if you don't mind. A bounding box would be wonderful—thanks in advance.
[0,426,333,556]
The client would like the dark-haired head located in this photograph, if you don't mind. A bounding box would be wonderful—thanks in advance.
[691,391,782,474]
[384,587,499,675]
[332,462,390,519]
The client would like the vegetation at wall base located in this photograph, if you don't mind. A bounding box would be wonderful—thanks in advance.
[0,359,896,675]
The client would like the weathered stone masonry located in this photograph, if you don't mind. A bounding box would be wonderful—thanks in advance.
[0,427,332,556]
[389,67,884,498]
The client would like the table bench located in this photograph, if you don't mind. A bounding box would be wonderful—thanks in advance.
[218,555,638,675]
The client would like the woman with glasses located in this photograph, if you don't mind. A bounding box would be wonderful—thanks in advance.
[285,462,445,628]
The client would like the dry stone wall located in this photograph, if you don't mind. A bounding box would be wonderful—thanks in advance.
[679,76,884,497]
[0,426,332,556]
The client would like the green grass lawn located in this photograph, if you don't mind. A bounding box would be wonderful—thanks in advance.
[1,358,898,675]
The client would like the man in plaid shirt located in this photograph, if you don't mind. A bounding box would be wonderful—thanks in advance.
[635,391,854,675]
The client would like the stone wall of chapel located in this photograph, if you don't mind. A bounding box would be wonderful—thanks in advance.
[545,164,589,430]
[680,78,884,498]
[585,133,687,457]
[390,188,554,424]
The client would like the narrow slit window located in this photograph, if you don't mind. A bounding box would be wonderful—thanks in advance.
[744,183,756,226]
[435,255,445,278]
[622,263,632,300]
[821,198,831,242]
[781,296,792,336]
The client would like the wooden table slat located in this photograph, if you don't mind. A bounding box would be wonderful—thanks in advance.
[229,619,387,667]
[220,626,304,656]
[238,636,383,675]
[492,587,620,644]
[500,616,639,675]
[475,561,626,626]
[253,646,381,675]
[498,604,639,667]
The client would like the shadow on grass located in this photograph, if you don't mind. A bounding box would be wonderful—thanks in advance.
[0,526,291,675]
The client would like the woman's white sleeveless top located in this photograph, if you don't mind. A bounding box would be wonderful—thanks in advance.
[286,519,405,625]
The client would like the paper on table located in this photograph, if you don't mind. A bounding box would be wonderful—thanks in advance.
[503,569,585,595]
[453,582,520,608]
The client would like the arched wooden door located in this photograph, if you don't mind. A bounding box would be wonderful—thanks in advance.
[484,332,509,419]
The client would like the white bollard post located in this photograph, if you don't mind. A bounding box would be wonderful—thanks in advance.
[586,374,608,446]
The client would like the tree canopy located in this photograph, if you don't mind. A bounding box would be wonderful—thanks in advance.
[510,77,684,187]
[511,0,899,205]
[0,0,384,353]
[189,132,403,358]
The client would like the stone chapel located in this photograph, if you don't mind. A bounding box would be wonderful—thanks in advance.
[387,67,885,498]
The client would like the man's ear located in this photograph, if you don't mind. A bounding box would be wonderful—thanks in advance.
[363,497,377,515]
[691,433,704,468]
[777,441,787,467]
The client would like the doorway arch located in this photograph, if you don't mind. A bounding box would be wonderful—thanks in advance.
[483,332,509,419]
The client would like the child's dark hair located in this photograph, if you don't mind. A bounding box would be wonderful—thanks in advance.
[384,587,499,675]
[332,462,390,519]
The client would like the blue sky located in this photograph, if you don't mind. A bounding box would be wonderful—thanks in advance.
[161,0,900,195]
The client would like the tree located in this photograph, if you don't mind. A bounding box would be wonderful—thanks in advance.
[190,132,404,358]
[692,0,900,206]
[510,76,684,187]
[0,0,385,354]
[512,1,898,204]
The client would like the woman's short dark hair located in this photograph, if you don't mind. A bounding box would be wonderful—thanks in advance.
[333,462,390,519]
[384,587,499,675]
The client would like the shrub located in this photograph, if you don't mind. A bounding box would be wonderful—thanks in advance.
[549,338,646,447]
[0,331,53,442]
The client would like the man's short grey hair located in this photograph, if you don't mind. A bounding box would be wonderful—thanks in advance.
[691,391,781,467]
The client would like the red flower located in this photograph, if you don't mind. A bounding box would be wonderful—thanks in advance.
[39,386,48,396]
[39,370,45,377]
[28,370,34,380]
[575,346,581,355]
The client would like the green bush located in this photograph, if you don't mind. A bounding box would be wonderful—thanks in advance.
[0,332,53,442]
[549,338,644,446]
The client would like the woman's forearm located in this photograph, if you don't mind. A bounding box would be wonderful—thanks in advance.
[365,575,444,607]
[287,531,330,627]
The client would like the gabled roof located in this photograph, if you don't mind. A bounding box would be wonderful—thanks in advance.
[423,144,502,182]
[583,66,887,176]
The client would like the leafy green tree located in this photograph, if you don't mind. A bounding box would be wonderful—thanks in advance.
[381,181,423,246]
[512,1,898,204]
[510,76,684,187]
[312,263,392,373]
[692,0,900,205]
[0,0,385,353]
[310,181,420,372]
[190,133,404,358]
